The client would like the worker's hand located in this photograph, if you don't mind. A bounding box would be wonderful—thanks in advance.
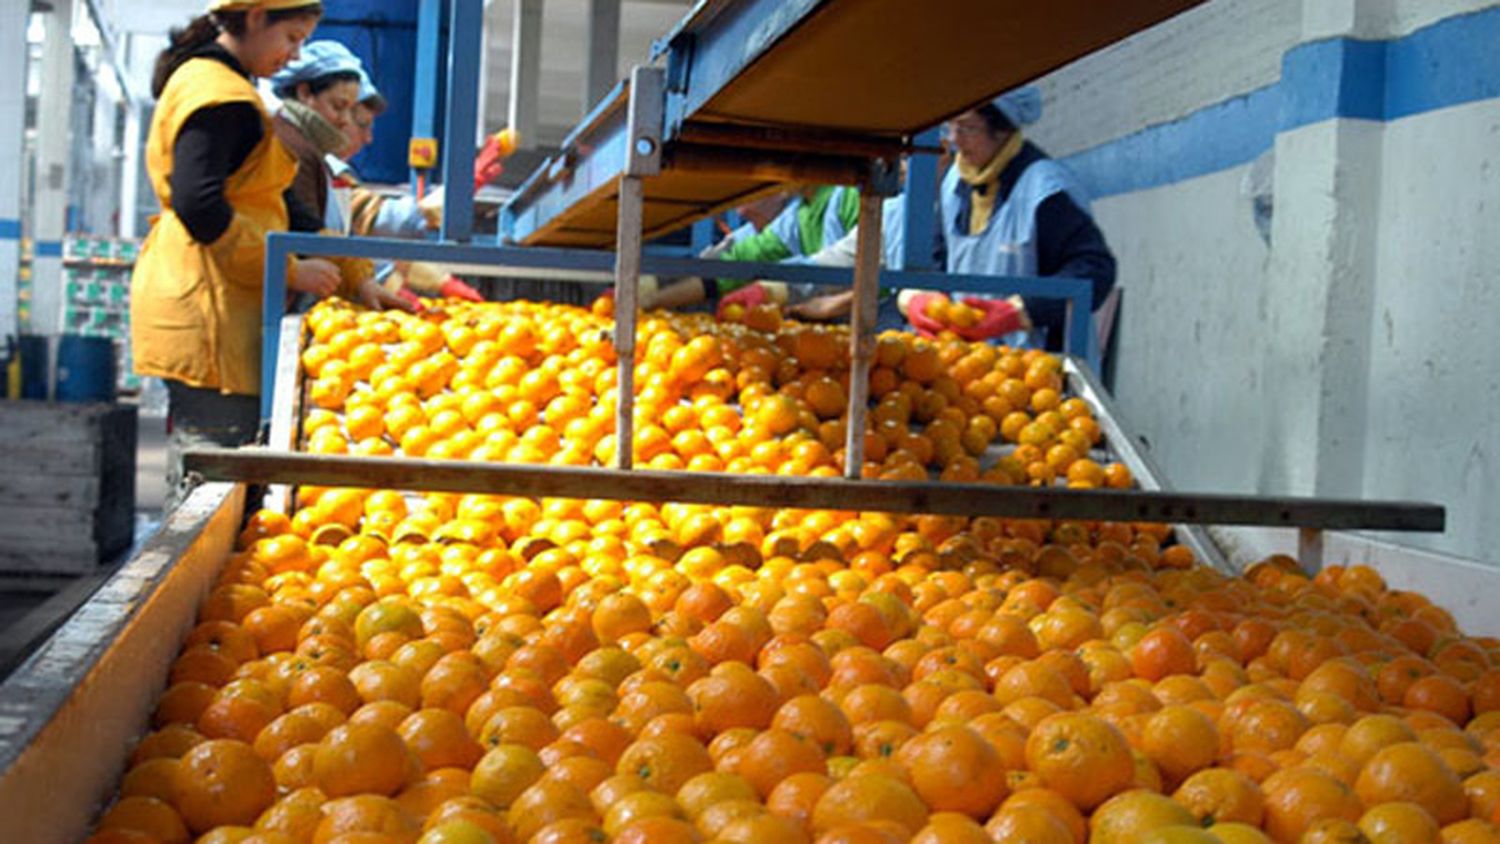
[716,282,769,317]
[289,259,341,298]
[954,295,1029,341]
[417,186,445,229]
[787,291,855,322]
[474,128,518,191]
[356,277,421,313]
[396,288,427,313]
[439,277,484,302]
[901,290,948,337]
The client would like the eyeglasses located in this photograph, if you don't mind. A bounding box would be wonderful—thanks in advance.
[946,122,990,138]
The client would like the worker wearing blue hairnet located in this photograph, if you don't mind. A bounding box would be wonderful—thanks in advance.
[270,40,365,223]
[904,86,1116,349]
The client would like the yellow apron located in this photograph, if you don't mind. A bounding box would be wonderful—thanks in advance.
[130,57,296,397]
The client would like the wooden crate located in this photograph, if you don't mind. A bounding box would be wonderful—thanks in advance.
[0,401,136,574]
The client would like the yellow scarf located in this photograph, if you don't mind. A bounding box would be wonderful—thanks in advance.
[956,132,1024,235]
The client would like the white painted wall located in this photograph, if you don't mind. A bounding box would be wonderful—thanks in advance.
[1365,99,1500,558]
[1028,0,1299,157]
[1028,0,1500,566]
[1092,165,1272,495]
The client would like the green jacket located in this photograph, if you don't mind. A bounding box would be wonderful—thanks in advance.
[717,186,860,293]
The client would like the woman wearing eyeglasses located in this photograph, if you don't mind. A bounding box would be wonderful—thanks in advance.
[906,87,1116,349]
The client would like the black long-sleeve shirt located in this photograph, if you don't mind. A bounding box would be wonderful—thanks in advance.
[166,44,322,244]
[935,141,1117,351]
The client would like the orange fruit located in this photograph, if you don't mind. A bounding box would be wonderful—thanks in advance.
[1024,712,1135,811]
[811,774,930,836]
[1260,767,1363,842]
[1355,742,1467,825]
[1087,790,1197,844]
[1172,767,1264,827]
[96,796,190,844]
[894,725,1007,818]
[617,732,713,793]
[313,722,417,798]
[172,739,276,833]
[1141,705,1220,787]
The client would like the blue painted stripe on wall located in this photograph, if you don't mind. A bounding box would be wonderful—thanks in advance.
[1385,8,1500,120]
[0,219,19,239]
[34,241,62,258]
[1061,85,1279,200]
[1059,6,1500,200]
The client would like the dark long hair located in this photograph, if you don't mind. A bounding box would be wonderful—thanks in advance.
[151,6,323,98]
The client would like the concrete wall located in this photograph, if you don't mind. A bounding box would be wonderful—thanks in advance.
[1092,165,1271,494]
[1027,0,1500,565]
[1365,99,1500,556]
[1029,0,1300,156]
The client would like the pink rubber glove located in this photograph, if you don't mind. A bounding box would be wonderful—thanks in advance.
[904,291,949,338]
[953,296,1027,341]
[396,288,427,313]
[439,277,484,302]
[716,282,768,319]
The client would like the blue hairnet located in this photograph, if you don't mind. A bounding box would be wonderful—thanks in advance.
[356,68,385,109]
[270,40,366,98]
[994,86,1043,127]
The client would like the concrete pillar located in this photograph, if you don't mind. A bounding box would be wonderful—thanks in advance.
[0,0,28,347]
[32,0,76,340]
[583,0,620,113]
[1259,0,1388,497]
[120,100,142,239]
[507,0,542,149]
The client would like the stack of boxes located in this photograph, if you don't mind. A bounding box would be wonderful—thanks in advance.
[60,235,139,394]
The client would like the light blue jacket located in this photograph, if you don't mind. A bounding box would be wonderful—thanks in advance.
[939,158,1090,278]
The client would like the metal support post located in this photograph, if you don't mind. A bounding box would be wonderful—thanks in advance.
[1298,527,1325,574]
[119,99,142,239]
[0,0,28,348]
[441,0,483,242]
[508,0,543,151]
[32,0,76,363]
[843,189,885,479]
[410,0,442,194]
[583,0,621,114]
[1065,286,1098,372]
[613,67,664,470]
[260,235,293,421]
[613,177,642,469]
[902,127,942,271]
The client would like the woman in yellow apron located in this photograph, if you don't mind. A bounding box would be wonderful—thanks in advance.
[131,0,358,509]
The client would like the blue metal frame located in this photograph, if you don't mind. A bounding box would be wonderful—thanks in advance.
[439,0,482,242]
[902,128,942,272]
[259,230,1097,419]
[259,0,1112,421]
[658,0,821,136]
[410,0,442,193]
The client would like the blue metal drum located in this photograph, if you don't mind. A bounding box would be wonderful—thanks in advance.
[55,335,116,403]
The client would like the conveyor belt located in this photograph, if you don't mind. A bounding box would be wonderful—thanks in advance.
[503,0,1202,248]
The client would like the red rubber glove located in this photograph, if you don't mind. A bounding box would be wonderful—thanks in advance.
[904,291,949,338]
[439,277,484,302]
[474,128,518,192]
[953,296,1027,341]
[395,288,427,313]
[716,282,768,319]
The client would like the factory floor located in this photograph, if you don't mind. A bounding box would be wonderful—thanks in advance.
[0,405,167,679]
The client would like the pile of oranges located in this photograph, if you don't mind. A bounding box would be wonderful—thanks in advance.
[83,299,1500,844]
[295,298,1131,489]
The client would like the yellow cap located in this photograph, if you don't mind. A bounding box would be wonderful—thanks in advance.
[208,0,321,12]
